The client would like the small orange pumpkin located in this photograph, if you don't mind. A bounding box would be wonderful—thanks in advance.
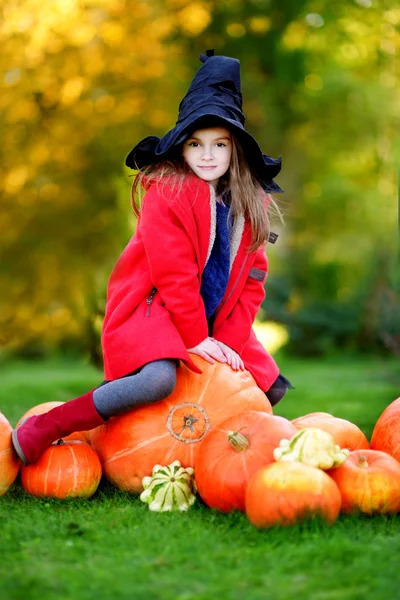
[195,410,297,512]
[21,440,102,499]
[328,449,400,514]
[245,461,342,527]
[292,412,369,451]
[91,355,272,493]
[17,402,91,444]
[0,412,20,496]
[370,397,400,461]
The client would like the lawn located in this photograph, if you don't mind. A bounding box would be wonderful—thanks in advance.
[0,353,399,600]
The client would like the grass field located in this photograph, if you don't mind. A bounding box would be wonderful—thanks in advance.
[1,353,399,600]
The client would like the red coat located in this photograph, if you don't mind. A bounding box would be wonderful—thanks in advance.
[101,174,279,391]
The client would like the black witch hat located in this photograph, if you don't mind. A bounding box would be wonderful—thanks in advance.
[126,50,283,193]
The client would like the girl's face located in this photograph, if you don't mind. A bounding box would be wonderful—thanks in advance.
[182,126,232,186]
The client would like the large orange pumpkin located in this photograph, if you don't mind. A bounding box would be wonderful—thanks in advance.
[195,410,297,512]
[91,355,272,493]
[292,412,369,451]
[17,402,91,444]
[328,449,400,514]
[0,412,20,496]
[370,397,400,461]
[245,461,342,527]
[21,440,102,499]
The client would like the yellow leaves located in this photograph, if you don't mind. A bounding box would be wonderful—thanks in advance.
[60,77,85,105]
[99,22,125,46]
[4,167,30,194]
[282,22,307,50]
[226,23,246,38]
[248,17,271,35]
[148,109,172,129]
[304,74,323,91]
[69,23,97,46]
[29,143,50,166]
[178,3,211,36]
[384,8,400,25]
[94,94,115,113]
[38,183,60,201]
[150,16,175,39]
[4,69,21,86]
[6,98,38,122]
[55,0,79,16]
[82,46,105,76]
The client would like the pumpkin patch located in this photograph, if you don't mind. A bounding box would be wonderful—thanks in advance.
[5,364,399,534]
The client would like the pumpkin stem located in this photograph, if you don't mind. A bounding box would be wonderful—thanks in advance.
[56,439,64,446]
[227,430,250,452]
[358,455,369,468]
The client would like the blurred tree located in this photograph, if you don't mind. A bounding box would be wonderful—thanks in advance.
[1,0,211,358]
[1,0,398,362]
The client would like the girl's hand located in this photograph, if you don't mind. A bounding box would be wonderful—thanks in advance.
[187,337,228,365]
[210,339,245,371]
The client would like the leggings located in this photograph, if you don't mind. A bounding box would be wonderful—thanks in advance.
[92,359,291,420]
[93,359,178,420]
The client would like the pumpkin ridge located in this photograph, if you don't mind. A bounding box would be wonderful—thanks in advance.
[104,432,171,465]
[391,440,400,458]
[196,367,214,406]
[43,446,54,496]
[163,438,181,464]
[55,452,62,497]
[70,442,79,494]
[250,447,273,463]
[0,447,14,459]
[240,449,250,483]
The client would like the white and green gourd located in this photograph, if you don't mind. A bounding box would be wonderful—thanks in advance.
[140,460,197,512]
[273,427,350,470]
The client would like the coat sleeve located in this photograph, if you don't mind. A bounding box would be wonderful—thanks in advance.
[212,244,268,355]
[139,185,209,349]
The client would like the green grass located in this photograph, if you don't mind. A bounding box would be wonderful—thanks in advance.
[1,354,399,600]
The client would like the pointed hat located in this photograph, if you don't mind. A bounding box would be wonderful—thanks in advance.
[126,50,283,193]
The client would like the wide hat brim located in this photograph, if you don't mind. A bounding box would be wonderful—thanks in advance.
[126,111,283,193]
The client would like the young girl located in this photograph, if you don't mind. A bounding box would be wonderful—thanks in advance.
[12,51,293,466]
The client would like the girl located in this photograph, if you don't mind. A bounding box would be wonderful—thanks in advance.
[12,51,293,466]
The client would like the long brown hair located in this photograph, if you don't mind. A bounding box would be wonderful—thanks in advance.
[131,132,283,252]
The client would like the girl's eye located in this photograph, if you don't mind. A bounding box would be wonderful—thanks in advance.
[187,141,227,147]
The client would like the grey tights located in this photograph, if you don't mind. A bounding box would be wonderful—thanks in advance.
[93,359,177,420]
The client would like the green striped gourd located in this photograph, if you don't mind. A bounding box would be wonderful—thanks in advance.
[140,460,197,512]
[273,427,349,470]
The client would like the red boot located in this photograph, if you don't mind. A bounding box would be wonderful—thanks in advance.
[12,390,106,465]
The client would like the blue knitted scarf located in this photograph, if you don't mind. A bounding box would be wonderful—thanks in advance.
[200,201,232,320]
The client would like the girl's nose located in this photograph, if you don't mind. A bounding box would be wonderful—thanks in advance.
[201,146,214,160]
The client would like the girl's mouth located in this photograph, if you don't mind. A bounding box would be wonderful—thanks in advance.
[198,166,216,170]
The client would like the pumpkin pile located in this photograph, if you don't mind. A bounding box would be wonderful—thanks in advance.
[1,356,400,525]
